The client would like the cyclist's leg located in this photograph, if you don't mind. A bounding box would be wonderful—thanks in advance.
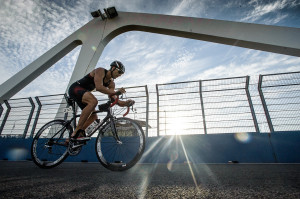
[82,112,98,130]
[71,92,98,137]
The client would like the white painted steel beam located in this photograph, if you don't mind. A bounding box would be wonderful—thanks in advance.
[1,11,299,103]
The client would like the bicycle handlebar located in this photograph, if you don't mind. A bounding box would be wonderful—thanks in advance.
[109,93,119,107]
[123,107,130,117]
[108,92,131,117]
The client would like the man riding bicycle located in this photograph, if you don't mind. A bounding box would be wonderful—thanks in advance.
[68,60,134,141]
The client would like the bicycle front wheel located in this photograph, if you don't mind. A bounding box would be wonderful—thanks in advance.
[96,117,145,171]
[31,120,72,168]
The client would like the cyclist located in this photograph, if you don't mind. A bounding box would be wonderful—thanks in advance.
[68,60,134,141]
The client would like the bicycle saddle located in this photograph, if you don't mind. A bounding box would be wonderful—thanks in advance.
[66,96,75,107]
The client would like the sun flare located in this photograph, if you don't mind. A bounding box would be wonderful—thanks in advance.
[163,116,191,135]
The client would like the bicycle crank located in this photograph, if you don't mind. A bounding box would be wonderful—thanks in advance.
[68,141,83,156]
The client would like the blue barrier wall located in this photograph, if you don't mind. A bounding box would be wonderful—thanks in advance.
[1,132,299,163]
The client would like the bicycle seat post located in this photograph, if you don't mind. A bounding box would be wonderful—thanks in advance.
[64,94,77,128]
[70,99,77,129]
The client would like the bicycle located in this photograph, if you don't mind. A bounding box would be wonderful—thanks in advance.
[31,93,145,171]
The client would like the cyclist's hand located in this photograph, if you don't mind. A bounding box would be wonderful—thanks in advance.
[115,88,126,95]
[113,88,126,96]
[126,100,135,107]
[118,87,126,94]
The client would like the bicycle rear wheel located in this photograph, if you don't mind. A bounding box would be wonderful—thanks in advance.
[96,117,145,171]
[31,120,72,168]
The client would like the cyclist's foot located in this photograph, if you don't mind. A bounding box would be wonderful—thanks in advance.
[70,129,91,141]
[64,139,70,146]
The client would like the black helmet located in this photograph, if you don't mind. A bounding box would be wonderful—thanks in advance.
[110,60,125,74]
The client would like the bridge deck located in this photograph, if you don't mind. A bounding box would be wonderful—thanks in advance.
[0,161,299,198]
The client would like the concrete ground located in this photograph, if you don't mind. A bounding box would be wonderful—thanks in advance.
[0,161,299,198]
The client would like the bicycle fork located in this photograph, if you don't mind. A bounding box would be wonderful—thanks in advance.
[110,117,122,144]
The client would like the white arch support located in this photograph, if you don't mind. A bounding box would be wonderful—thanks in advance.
[1,11,300,103]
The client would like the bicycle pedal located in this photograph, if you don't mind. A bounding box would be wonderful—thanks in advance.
[72,143,84,149]
[71,137,91,142]
[75,140,88,145]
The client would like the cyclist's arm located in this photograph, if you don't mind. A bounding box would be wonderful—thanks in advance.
[117,99,135,107]
[108,81,133,107]
[94,68,115,95]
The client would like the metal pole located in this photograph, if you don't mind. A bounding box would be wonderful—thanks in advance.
[0,100,11,135]
[23,97,35,138]
[245,76,260,133]
[258,75,274,132]
[156,84,160,136]
[0,104,3,119]
[30,97,42,138]
[164,110,166,135]
[199,80,207,134]
[64,93,69,121]
[145,85,149,138]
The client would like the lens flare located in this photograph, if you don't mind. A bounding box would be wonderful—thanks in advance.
[234,133,251,143]
[6,148,28,160]
[129,136,165,199]
[178,135,199,189]
[139,136,164,161]
[167,149,178,171]
[91,46,97,51]
[137,170,150,199]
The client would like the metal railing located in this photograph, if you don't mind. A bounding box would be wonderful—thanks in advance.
[156,76,258,135]
[258,72,300,132]
[1,71,300,137]
[0,86,149,138]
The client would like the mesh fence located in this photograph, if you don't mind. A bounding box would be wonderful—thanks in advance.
[157,81,203,135]
[259,72,300,132]
[1,72,300,137]
[0,98,35,138]
[202,77,256,134]
[156,77,257,135]
[31,94,68,137]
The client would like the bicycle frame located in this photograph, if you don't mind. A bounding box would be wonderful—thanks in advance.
[62,95,128,142]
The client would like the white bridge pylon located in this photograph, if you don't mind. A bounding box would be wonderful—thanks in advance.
[0,11,300,103]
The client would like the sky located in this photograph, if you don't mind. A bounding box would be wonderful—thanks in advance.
[0,0,300,98]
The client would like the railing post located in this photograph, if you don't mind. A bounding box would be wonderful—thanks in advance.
[199,80,207,134]
[245,76,260,133]
[156,84,160,136]
[258,75,274,132]
[0,104,3,118]
[30,97,42,138]
[145,85,149,138]
[0,100,11,136]
[64,93,69,121]
[23,97,35,138]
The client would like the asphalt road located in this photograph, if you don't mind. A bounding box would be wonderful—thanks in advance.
[0,161,299,199]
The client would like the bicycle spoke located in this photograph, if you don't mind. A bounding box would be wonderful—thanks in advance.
[101,143,118,156]
[96,117,145,171]
[31,120,71,168]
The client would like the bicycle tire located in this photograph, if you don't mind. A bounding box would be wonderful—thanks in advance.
[31,120,72,169]
[95,117,145,171]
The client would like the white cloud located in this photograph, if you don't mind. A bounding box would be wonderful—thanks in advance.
[0,0,94,98]
[1,0,299,100]
[242,0,300,23]
[192,49,300,82]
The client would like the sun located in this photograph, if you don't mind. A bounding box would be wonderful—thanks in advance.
[163,116,190,135]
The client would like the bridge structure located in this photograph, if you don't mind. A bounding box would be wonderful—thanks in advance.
[0,9,299,104]
[0,9,300,165]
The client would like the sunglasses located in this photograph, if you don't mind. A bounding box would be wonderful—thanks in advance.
[117,69,124,74]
